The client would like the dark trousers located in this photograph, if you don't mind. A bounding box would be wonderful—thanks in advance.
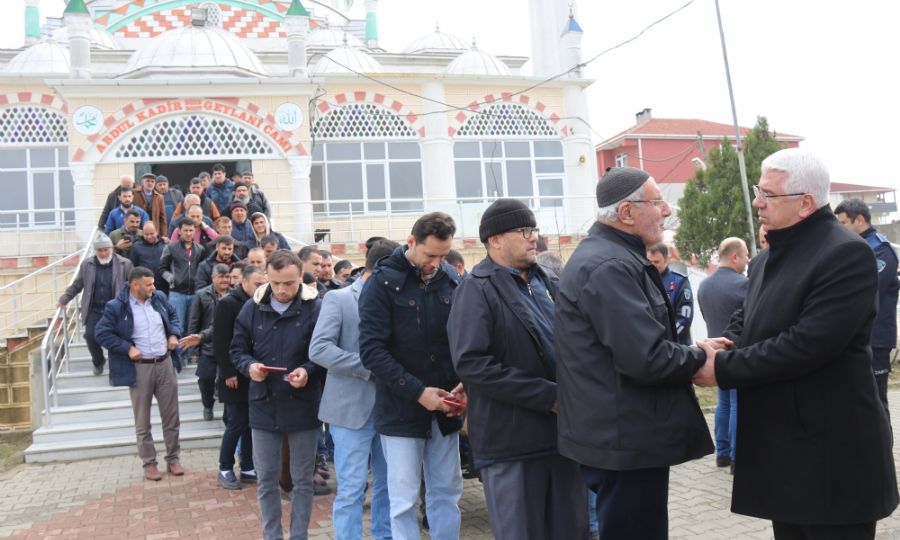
[581,465,669,540]
[196,354,217,409]
[772,521,875,540]
[219,401,253,472]
[872,348,891,418]
[84,310,106,369]
[481,454,589,540]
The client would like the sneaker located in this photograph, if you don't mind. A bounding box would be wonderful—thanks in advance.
[239,470,258,483]
[315,458,331,480]
[203,408,214,421]
[218,470,242,490]
[313,482,332,496]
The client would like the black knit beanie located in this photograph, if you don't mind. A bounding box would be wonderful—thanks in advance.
[479,198,537,242]
[596,167,650,207]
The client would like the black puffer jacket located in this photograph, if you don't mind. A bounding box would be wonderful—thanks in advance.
[555,222,712,470]
[230,285,322,432]
[214,285,251,403]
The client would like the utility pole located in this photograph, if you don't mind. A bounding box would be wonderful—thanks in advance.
[714,0,758,257]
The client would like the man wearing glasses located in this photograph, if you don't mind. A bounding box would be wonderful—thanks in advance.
[693,148,897,539]
[448,198,589,540]
[556,167,716,539]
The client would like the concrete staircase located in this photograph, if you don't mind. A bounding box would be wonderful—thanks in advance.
[25,341,225,463]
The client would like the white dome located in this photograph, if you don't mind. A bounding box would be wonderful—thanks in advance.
[310,44,382,75]
[444,46,511,76]
[307,28,364,50]
[120,24,267,78]
[5,40,70,75]
[52,25,120,50]
[403,27,467,54]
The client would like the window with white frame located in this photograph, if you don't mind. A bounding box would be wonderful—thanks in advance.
[310,104,423,215]
[615,152,627,167]
[0,106,72,228]
[453,104,564,208]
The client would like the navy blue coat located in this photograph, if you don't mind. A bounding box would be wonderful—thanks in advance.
[862,228,899,350]
[94,285,182,387]
[230,285,323,433]
[358,246,462,438]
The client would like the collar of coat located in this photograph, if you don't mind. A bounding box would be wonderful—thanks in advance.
[376,246,460,291]
[765,205,835,250]
[252,281,319,307]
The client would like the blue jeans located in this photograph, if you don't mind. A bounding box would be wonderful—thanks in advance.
[380,418,462,540]
[253,428,318,540]
[219,402,253,472]
[587,489,598,533]
[714,388,737,460]
[167,291,193,335]
[330,413,391,540]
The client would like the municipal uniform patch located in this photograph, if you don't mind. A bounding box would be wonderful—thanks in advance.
[877,259,887,273]
[683,288,692,301]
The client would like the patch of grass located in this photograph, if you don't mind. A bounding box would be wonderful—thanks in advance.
[695,386,718,412]
[0,431,31,473]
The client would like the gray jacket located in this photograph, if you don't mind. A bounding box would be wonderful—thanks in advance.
[59,255,133,324]
[309,278,375,429]
[187,284,223,358]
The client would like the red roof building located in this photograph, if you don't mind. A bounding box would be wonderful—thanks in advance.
[595,108,804,203]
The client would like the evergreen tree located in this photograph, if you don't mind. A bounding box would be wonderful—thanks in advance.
[675,116,785,266]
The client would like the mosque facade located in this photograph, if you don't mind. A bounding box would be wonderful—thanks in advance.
[0,0,596,247]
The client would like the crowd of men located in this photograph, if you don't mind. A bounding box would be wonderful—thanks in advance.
[56,149,900,540]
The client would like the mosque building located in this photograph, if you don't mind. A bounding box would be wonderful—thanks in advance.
[0,0,596,249]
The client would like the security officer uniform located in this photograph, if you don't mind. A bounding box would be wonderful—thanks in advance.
[862,227,899,414]
[660,267,694,345]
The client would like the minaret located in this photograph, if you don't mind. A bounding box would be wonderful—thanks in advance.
[284,0,310,77]
[528,0,569,76]
[364,0,378,49]
[65,0,92,79]
[24,0,41,46]
[560,6,583,77]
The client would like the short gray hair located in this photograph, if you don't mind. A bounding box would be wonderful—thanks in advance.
[596,183,645,222]
[761,148,830,209]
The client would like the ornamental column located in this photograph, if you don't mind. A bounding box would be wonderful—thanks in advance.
[70,161,96,244]
[421,81,455,205]
[287,156,313,242]
[562,83,597,235]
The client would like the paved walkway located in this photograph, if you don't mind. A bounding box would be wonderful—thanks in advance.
[4,392,900,539]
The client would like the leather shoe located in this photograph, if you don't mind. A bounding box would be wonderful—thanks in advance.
[716,455,732,467]
[203,407,214,421]
[167,462,185,476]
[144,464,162,481]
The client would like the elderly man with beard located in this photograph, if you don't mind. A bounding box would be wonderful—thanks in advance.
[555,167,717,540]
[693,149,898,539]
[59,234,133,375]
[230,183,265,217]
[448,198,588,540]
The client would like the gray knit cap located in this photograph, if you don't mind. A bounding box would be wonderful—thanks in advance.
[596,167,650,207]
[93,234,113,249]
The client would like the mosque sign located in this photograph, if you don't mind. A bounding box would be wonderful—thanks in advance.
[73,105,103,135]
[275,102,304,131]
[94,98,294,155]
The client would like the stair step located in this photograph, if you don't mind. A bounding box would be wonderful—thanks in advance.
[25,426,224,463]
[32,408,225,445]
[52,376,200,407]
[43,393,207,424]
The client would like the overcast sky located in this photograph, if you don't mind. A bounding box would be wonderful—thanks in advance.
[2,0,897,190]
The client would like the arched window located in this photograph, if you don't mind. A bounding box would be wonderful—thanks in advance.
[109,115,279,162]
[311,103,422,215]
[0,106,72,228]
[454,103,564,207]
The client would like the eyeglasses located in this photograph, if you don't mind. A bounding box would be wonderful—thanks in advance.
[752,185,806,201]
[510,227,540,239]
[631,199,670,208]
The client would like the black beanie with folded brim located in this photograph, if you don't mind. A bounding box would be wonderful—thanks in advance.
[596,167,650,207]
[479,198,537,242]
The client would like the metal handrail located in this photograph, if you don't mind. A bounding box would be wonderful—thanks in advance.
[0,250,87,293]
[38,228,98,428]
